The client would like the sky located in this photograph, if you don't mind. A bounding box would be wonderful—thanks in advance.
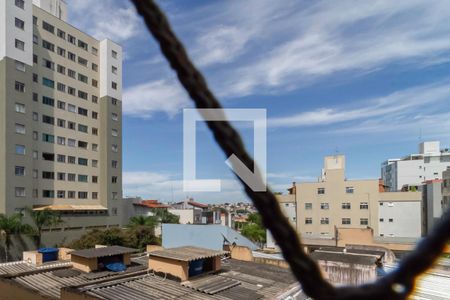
[69,0,450,203]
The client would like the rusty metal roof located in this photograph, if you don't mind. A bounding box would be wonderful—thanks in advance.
[70,246,138,259]
[149,246,227,262]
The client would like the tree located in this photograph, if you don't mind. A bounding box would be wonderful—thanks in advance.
[26,208,63,248]
[128,215,159,229]
[153,209,179,224]
[247,213,263,227]
[241,223,266,245]
[0,214,33,262]
[68,228,126,250]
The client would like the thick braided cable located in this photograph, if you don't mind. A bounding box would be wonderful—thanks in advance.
[129,1,450,299]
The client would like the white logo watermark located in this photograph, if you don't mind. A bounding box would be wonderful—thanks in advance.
[183,108,267,192]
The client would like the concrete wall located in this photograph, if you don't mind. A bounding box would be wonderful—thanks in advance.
[318,260,376,286]
[168,209,194,224]
[378,196,422,238]
[148,256,188,281]
[0,278,48,300]
[71,255,97,273]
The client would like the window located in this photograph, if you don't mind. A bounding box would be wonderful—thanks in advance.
[92,144,98,152]
[92,128,98,135]
[15,124,25,134]
[92,63,98,71]
[78,56,88,66]
[15,0,25,9]
[57,29,65,39]
[112,129,118,137]
[42,77,55,89]
[78,107,88,116]
[42,21,54,33]
[33,93,38,102]
[42,190,55,198]
[42,171,55,180]
[112,176,118,183]
[78,158,88,166]
[112,160,118,168]
[42,115,54,125]
[15,103,25,113]
[92,79,98,87]
[57,154,66,163]
[15,39,25,50]
[33,34,38,44]
[33,73,38,83]
[78,73,88,83]
[112,81,118,90]
[33,189,38,198]
[42,58,55,70]
[112,66,118,74]
[92,160,98,168]
[33,54,38,64]
[42,152,54,161]
[317,188,325,194]
[56,82,66,92]
[33,15,37,25]
[68,156,76,164]
[389,218,394,223]
[78,141,88,149]
[42,133,54,143]
[57,136,65,145]
[360,202,369,209]
[346,186,354,194]
[15,18,25,30]
[42,40,54,52]
[15,166,25,176]
[78,90,88,100]
[112,208,118,216]
[33,131,38,140]
[68,174,76,181]
[360,218,369,226]
[112,50,118,58]
[15,61,26,72]
[68,105,76,114]
[57,191,65,199]
[68,139,76,147]
[15,187,26,197]
[33,112,38,121]
[92,192,98,199]
[68,87,76,95]
[15,145,25,155]
[15,81,25,92]
[78,39,88,50]
[42,96,54,106]
[57,47,65,57]
[68,191,76,198]
[305,218,312,225]
[112,113,118,121]
[68,52,76,61]
[342,203,351,209]
[68,34,76,44]
[33,169,38,179]
[78,192,88,199]
[68,69,76,78]
[57,64,65,74]
[78,124,88,133]
[320,218,329,225]
[92,95,98,103]
[112,192,118,200]
[68,121,76,130]
[320,203,329,210]
[57,100,66,110]
[78,175,88,182]
[92,47,98,55]
[33,151,38,159]
[92,111,98,119]
[112,144,118,152]
[342,218,351,225]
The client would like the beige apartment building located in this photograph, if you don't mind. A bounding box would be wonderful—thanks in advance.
[0,0,122,244]
[276,155,422,247]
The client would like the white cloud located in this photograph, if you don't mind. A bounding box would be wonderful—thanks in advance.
[69,0,141,42]
[122,79,190,118]
[269,81,450,127]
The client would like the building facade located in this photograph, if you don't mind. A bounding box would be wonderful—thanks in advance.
[0,0,123,243]
[422,180,443,235]
[381,141,450,191]
[443,167,450,212]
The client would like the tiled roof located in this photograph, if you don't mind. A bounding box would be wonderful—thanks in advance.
[149,246,227,262]
[134,200,171,209]
[70,246,138,259]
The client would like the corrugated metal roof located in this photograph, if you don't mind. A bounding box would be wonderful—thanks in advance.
[182,275,241,294]
[71,246,138,259]
[149,246,227,262]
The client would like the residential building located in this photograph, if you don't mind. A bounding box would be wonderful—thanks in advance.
[169,197,208,224]
[0,0,123,244]
[274,155,422,248]
[443,167,450,212]
[381,141,450,191]
[422,179,443,235]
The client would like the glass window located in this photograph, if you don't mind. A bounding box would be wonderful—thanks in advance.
[42,96,54,106]
[342,218,351,225]
[42,77,55,89]
[15,187,26,197]
[57,154,66,163]
[360,218,369,225]
[15,18,25,29]
[42,21,54,33]
[360,202,369,209]
[15,123,26,134]
[42,40,55,52]
[15,81,25,92]
[320,203,329,210]
[15,166,25,176]
[346,186,354,193]
[15,103,25,113]
[320,218,329,225]
[57,29,65,39]
[42,133,55,143]
[305,218,312,224]
[15,39,25,50]
[317,187,325,194]
[342,203,351,209]
[15,0,25,9]
[15,145,25,155]
[15,61,26,72]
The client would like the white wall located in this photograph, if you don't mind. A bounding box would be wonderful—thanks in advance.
[99,39,122,99]
[168,209,194,224]
[378,201,422,238]
[0,0,33,65]
[32,0,67,21]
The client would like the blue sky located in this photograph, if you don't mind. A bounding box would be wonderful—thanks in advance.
[69,0,450,203]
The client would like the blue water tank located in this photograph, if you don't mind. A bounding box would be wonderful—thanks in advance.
[106,262,126,272]
[38,248,59,262]
[189,259,204,277]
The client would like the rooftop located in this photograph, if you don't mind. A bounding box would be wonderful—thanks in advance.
[149,246,227,262]
[134,200,171,209]
[310,250,379,266]
[70,246,138,259]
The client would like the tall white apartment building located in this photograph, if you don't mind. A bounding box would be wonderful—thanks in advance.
[381,141,450,191]
[0,0,123,244]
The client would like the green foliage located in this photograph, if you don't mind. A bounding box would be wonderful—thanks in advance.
[240,213,266,244]
[154,209,180,224]
[128,215,159,228]
[25,208,63,248]
[247,213,263,227]
[67,227,161,252]
[0,213,34,261]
